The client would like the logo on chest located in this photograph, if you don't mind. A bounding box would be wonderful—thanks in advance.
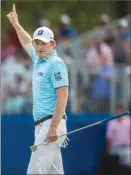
[36,72,43,76]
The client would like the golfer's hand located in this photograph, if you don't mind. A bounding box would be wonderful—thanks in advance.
[7,4,19,26]
[46,127,58,143]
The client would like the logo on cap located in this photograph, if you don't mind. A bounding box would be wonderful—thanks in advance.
[37,30,44,36]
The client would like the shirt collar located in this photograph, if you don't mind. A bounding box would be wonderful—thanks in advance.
[43,50,57,62]
[37,50,57,63]
[47,50,57,59]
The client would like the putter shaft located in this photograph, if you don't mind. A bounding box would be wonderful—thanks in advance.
[31,111,129,148]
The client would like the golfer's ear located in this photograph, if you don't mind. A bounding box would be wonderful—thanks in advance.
[51,40,56,47]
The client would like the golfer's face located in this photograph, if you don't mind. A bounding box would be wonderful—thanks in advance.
[33,40,53,58]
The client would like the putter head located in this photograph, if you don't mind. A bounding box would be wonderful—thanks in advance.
[30,145,37,152]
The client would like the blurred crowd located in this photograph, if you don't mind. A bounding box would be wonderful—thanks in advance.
[76,14,131,114]
[1,13,131,115]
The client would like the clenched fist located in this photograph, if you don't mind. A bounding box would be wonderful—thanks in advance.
[7,4,19,27]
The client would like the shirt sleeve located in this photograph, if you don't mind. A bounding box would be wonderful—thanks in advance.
[28,47,37,63]
[50,61,69,89]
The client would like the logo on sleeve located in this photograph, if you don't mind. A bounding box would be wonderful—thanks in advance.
[54,72,62,81]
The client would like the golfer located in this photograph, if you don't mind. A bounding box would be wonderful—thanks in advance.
[7,4,69,174]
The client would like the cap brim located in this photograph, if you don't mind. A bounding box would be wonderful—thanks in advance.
[33,36,50,43]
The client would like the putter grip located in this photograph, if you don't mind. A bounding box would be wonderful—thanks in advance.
[103,111,129,123]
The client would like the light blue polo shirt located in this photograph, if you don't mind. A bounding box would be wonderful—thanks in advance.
[29,48,69,121]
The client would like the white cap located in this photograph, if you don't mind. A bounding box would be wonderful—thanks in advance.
[118,18,128,28]
[33,26,54,43]
[100,14,110,23]
[60,14,71,25]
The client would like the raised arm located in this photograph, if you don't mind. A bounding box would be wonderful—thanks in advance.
[7,4,33,53]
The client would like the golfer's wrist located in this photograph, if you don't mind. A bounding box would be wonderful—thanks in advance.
[50,119,59,129]
[50,124,58,129]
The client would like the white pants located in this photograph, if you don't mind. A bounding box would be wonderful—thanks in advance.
[111,146,131,166]
[27,119,67,174]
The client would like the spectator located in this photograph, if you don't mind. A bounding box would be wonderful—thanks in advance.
[95,13,117,55]
[106,104,131,167]
[99,13,110,26]
[85,35,114,73]
[97,13,111,40]
[58,14,77,41]
[117,18,130,42]
[91,64,118,113]
[114,18,130,64]
[84,33,116,113]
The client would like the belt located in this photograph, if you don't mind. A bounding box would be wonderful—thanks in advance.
[35,115,65,126]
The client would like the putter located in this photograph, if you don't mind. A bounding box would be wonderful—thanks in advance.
[30,111,129,152]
